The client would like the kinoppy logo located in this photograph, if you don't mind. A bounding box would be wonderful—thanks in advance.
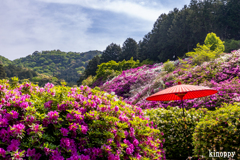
[209,150,235,158]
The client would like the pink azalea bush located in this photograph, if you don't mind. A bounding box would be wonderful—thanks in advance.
[0,78,165,160]
[101,64,163,99]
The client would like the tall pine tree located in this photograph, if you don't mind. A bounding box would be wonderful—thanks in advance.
[120,38,138,61]
[100,43,122,63]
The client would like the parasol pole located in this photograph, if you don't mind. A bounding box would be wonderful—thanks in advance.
[180,96,191,160]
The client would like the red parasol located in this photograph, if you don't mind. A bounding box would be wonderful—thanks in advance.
[146,81,218,159]
[146,82,217,101]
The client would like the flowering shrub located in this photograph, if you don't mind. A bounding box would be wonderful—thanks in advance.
[0,79,165,160]
[162,60,175,73]
[193,103,240,159]
[145,106,208,159]
[101,64,163,99]
[126,49,240,110]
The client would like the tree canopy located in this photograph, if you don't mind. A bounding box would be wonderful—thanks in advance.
[138,0,240,63]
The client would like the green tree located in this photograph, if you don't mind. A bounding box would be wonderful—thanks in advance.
[85,55,100,77]
[0,64,6,79]
[138,33,151,62]
[224,0,240,40]
[204,32,225,51]
[186,33,224,65]
[100,43,122,63]
[120,38,138,61]
[224,39,240,53]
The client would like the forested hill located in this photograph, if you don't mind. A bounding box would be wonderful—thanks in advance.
[0,50,102,86]
[0,55,12,65]
[137,0,240,63]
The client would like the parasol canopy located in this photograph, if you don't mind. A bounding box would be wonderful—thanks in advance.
[146,82,218,101]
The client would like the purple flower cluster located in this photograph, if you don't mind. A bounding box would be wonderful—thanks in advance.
[101,64,163,99]
[0,80,164,159]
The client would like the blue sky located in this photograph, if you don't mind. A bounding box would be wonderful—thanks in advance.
[0,0,190,60]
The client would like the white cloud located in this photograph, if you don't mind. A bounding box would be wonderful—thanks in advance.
[38,0,166,21]
[0,0,190,60]
[0,0,94,60]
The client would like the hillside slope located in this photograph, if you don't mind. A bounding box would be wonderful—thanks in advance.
[0,55,12,65]
[98,49,240,110]
[11,50,102,85]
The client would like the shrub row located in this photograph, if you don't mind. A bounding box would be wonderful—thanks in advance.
[146,103,240,159]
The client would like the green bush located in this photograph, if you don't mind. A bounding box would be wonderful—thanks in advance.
[82,75,94,86]
[224,39,240,53]
[96,57,140,80]
[139,59,154,66]
[186,43,223,65]
[193,103,240,159]
[186,33,224,65]
[145,106,208,159]
[163,59,175,73]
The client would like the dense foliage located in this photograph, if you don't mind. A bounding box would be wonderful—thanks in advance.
[0,56,12,66]
[137,0,240,62]
[0,78,165,160]
[145,107,208,159]
[193,103,240,159]
[120,38,138,61]
[12,50,101,85]
[0,64,64,87]
[0,64,6,79]
[96,57,140,80]
[186,32,224,65]
[224,39,240,53]
[4,65,38,80]
[100,43,122,63]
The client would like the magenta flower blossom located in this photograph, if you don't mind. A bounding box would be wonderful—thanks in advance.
[7,139,20,152]
[81,125,88,134]
[133,139,139,146]
[130,127,135,137]
[69,123,78,132]
[67,155,81,160]
[13,151,25,160]
[9,110,19,119]
[124,131,129,138]
[47,111,59,121]
[60,128,69,136]
[44,147,51,156]
[10,123,25,136]
[0,148,6,158]
[108,153,120,160]
[30,124,42,134]
[33,153,41,160]
[107,138,113,144]
[26,148,36,157]
[19,102,29,109]
[114,106,119,112]
[101,144,111,153]
[126,147,133,155]
[60,138,71,149]
[44,100,53,109]
[80,154,90,160]
[0,117,8,127]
